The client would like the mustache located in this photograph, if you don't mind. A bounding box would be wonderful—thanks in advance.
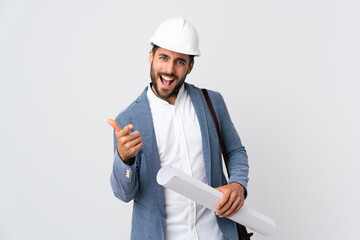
[159,73,178,80]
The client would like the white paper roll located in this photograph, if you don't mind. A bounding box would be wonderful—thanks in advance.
[157,165,277,236]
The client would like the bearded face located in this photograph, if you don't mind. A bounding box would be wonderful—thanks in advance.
[149,47,194,104]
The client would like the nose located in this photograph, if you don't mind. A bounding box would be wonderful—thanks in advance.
[164,61,175,74]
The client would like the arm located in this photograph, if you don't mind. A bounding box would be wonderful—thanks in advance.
[210,92,249,217]
[218,94,249,193]
[107,119,143,202]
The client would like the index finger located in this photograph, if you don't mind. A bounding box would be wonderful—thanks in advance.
[118,124,134,137]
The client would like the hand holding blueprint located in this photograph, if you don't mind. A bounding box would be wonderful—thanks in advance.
[157,165,277,236]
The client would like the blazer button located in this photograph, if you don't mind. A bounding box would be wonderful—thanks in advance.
[126,169,131,179]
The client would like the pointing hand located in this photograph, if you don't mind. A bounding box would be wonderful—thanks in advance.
[107,119,143,164]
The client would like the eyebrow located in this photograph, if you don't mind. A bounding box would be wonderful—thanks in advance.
[158,53,188,63]
[176,57,187,63]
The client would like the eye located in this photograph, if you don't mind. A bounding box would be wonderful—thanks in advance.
[177,60,185,65]
[159,56,167,61]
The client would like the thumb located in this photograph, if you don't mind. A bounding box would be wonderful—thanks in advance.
[107,119,121,132]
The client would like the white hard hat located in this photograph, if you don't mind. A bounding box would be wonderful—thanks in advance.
[149,17,200,56]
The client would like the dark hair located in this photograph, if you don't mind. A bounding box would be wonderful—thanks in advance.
[152,44,194,64]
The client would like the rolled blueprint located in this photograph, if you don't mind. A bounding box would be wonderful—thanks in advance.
[157,165,277,236]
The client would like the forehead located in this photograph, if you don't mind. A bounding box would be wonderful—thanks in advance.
[154,47,191,61]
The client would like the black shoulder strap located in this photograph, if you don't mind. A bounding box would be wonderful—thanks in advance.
[201,88,229,173]
[201,88,253,240]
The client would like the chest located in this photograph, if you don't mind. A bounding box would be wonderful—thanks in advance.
[150,94,205,179]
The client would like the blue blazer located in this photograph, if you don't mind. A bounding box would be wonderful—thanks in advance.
[110,83,249,240]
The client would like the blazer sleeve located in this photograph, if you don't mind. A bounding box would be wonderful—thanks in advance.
[109,116,140,203]
[213,92,249,197]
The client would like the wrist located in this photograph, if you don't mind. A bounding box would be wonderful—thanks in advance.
[229,182,245,196]
[118,149,131,164]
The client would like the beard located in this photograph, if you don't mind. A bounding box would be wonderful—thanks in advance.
[150,62,187,100]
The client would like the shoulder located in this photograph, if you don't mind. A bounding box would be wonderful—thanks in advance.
[205,89,224,104]
[114,86,149,127]
[185,83,224,102]
[191,84,226,106]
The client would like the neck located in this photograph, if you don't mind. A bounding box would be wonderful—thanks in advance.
[150,84,177,105]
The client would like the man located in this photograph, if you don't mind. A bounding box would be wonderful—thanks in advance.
[108,17,249,240]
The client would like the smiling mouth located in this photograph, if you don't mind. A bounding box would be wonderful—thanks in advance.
[160,75,175,87]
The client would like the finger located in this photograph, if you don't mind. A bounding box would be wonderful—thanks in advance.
[126,142,144,158]
[119,131,141,145]
[238,198,244,209]
[227,199,243,218]
[215,187,230,210]
[220,195,241,218]
[217,191,237,216]
[118,140,143,162]
[124,135,143,149]
[222,194,244,218]
[118,124,134,137]
[107,119,121,131]
[131,141,143,153]
[126,131,141,143]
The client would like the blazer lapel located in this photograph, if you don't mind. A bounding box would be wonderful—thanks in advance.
[133,87,162,191]
[185,83,212,185]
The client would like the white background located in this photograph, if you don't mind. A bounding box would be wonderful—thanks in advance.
[1,0,359,239]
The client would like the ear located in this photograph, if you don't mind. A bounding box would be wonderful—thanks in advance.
[187,60,194,74]
[149,50,154,64]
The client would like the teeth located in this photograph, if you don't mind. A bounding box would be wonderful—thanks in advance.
[161,75,174,86]
[162,76,174,81]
